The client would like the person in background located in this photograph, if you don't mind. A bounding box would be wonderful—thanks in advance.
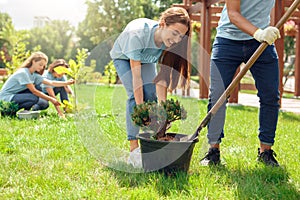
[200,0,281,167]
[110,7,191,167]
[41,59,74,118]
[0,52,74,117]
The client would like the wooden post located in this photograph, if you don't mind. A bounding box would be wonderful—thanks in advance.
[0,68,7,76]
[272,0,285,106]
[295,21,300,96]
[228,67,240,103]
[186,23,192,97]
[199,1,210,99]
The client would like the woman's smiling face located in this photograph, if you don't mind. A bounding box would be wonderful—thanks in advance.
[161,23,188,48]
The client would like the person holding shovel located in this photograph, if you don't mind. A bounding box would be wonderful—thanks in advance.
[110,7,191,168]
[200,0,281,166]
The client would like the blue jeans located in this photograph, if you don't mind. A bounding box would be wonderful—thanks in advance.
[12,85,49,111]
[113,59,157,140]
[45,87,69,102]
[208,37,280,146]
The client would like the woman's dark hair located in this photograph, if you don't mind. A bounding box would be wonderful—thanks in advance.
[154,7,191,91]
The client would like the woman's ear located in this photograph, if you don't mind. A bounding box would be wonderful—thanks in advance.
[159,21,166,28]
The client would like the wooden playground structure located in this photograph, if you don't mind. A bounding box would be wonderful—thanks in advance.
[173,0,300,103]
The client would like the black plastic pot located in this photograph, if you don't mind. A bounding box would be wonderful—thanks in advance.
[137,132,198,173]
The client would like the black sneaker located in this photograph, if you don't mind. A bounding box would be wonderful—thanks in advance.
[200,147,220,166]
[257,148,279,167]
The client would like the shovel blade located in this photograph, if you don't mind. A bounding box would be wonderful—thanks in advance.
[180,127,202,142]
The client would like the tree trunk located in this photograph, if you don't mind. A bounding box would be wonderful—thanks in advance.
[155,122,167,139]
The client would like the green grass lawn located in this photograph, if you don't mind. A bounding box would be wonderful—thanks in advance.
[1,85,300,199]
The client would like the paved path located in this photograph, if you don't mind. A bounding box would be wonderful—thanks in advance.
[238,93,300,114]
[176,88,300,114]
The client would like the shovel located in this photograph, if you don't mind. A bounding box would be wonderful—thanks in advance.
[181,0,300,142]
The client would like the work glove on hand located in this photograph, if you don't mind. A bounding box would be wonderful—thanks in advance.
[253,26,281,45]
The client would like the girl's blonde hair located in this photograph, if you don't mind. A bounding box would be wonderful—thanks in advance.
[20,51,48,75]
[154,7,191,91]
[48,59,69,73]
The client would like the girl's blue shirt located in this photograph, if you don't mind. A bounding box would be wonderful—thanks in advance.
[41,70,66,93]
[0,68,44,101]
[110,18,166,63]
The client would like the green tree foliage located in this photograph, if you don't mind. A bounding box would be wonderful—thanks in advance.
[77,0,183,51]
[26,20,75,62]
[154,0,182,16]
[0,19,31,74]
[1,39,30,76]
[77,0,147,73]
[0,12,12,32]
[77,0,187,74]
[0,12,14,68]
[284,36,295,60]
[77,0,145,50]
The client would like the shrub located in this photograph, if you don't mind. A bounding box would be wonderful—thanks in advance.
[0,100,19,117]
[131,99,187,140]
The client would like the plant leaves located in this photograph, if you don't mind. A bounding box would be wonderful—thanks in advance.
[53,66,72,76]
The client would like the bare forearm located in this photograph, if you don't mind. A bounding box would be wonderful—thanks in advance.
[228,12,257,36]
[32,90,54,102]
[54,104,64,117]
[156,83,167,102]
[65,85,73,95]
[51,81,69,87]
[133,77,144,105]
[130,59,144,105]
[42,79,74,87]
[226,0,258,36]
[26,83,59,106]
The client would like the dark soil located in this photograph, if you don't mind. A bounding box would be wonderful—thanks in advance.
[157,135,177,142]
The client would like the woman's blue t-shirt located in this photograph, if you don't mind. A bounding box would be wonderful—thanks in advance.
[0,68,44,101]
[110,18,166,63]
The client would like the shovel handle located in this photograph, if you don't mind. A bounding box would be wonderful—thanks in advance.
[198,0,300,129]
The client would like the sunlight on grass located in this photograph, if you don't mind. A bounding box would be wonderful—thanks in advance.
[0,85,299,199]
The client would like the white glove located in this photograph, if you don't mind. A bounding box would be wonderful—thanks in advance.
[253,26,281,45]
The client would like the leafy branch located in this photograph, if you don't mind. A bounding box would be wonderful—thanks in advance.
[131,99,187,140]
[53,48,88,112]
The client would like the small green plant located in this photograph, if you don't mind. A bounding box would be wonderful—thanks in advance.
[0,100,19,117]
[53,48,88,112]
[54,48,88,80]
[61,100,74,114]
[104,60,117,85]
[131,99,187,140]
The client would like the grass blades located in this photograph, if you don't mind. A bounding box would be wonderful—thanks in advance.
[0,85,299,199]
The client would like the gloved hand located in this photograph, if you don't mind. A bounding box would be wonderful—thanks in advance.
[253,26,281,45]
